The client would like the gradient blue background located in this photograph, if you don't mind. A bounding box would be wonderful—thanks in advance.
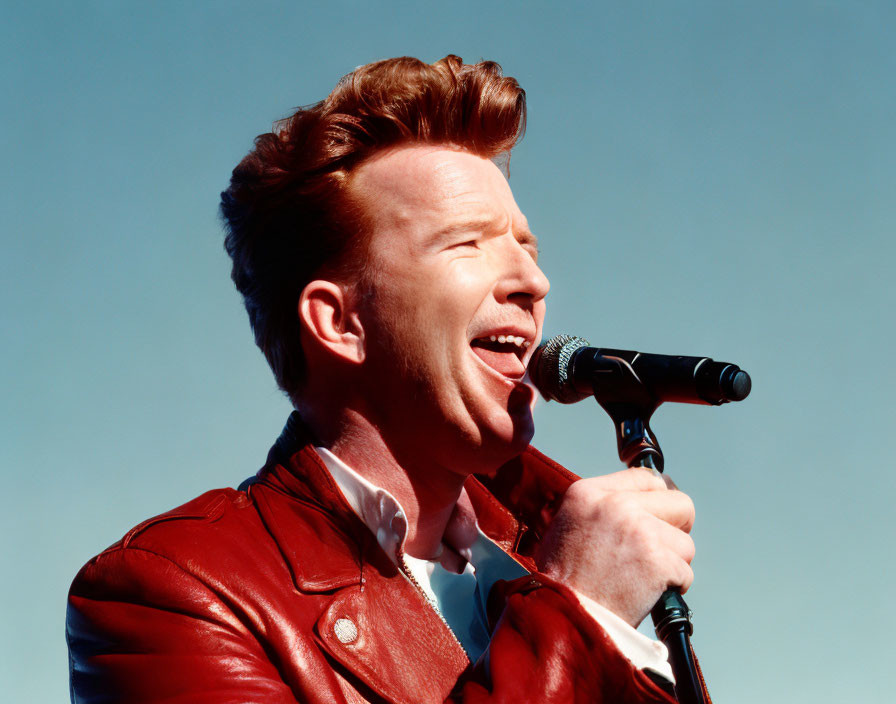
[3,2,893,701]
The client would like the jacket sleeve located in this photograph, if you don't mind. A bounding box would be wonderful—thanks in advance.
[66,546,300,704]
[447,575,677,704]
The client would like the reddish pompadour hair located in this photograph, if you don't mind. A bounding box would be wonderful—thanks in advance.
[220,55,527,404]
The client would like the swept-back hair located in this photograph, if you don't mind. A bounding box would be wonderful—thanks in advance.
[220,55,527,404]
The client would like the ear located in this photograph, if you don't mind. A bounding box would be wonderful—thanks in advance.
[298,280,366,365]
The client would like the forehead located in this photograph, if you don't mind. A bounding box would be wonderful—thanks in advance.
[347,145,530,242]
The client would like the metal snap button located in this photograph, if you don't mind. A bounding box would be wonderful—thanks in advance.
[334,617,358,644]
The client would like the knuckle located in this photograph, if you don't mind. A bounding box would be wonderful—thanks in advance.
[597,492,641,526]
[682,491,696,517]
[673,490,696,531]
[600,490,629,512]
[565,478,601,503]
[626,467,665,491]
[648,472,669,490]
[630,522,658,554]
[645,542,667,571]
[683,534,696,563]
[670,487,693,506]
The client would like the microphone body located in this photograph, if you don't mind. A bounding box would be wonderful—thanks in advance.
[529,335,751,408]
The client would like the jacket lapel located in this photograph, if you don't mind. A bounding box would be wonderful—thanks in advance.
[245,420,369,592]
[250,482,363,592]
[315,566,470,704]
[249,419,471,702]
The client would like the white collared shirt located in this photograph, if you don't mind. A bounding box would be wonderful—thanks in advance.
[315,447,673,682]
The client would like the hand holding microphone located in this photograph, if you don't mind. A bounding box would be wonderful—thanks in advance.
[536,467,697,628]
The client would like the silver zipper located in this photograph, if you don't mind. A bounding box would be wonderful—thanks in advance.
[397,547,469,659]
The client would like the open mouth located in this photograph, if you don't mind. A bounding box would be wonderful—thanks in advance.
[470,334,531,379]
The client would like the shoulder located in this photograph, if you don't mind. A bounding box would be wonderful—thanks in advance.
[86,488,254,558]
[117,487,263,556]
[66,487,310,703]
[70,476,360,604]
[70,487,283,600]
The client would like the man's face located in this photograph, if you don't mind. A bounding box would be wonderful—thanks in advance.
[348,145,550,475]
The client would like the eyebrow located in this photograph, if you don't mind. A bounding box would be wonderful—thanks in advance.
[428,216,539,249]
[516,228,539,250]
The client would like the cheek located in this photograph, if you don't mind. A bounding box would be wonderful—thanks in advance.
[368,257,495,367]
[533,299,547,332]
[367,285,455,374]
[416,268,488,333]
[446,262,499,316]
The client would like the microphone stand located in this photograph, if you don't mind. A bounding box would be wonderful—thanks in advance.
[592,356,711,704]
[634,455,709,704]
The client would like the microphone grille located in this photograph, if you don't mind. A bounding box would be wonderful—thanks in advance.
[529,334,592,403]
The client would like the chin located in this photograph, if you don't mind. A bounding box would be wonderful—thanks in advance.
[471,400,536,476]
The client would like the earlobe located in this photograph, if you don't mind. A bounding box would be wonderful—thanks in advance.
[298,281,366,365]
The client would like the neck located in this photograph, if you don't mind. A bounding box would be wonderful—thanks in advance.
[298,403,466,560]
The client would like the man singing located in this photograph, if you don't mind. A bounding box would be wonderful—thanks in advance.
[67,55,696,703]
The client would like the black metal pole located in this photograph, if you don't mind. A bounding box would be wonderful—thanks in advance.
[632,455,709,704]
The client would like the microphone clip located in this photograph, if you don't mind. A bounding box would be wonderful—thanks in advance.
[586,353,665,472]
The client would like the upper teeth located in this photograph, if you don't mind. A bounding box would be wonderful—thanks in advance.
[488,334,530,348]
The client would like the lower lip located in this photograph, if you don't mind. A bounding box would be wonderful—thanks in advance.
[469,347,528,384]
[468,348,537,419]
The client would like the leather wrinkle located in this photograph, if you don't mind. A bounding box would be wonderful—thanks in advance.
[117,507,334,675]
[71,546,262,643]
[317,645,382,704]
[120,492,229,549]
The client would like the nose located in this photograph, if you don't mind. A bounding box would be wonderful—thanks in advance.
[496,236,551,306]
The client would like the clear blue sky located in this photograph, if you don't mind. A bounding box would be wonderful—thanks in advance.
[3,2,894,701]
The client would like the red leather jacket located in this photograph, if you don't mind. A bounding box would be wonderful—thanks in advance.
[67,415,676,703]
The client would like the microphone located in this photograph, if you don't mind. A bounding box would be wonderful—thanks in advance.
[529,334,751,406]
[529,334,749,704]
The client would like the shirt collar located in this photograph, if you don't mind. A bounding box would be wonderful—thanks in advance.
[315,446,410,563]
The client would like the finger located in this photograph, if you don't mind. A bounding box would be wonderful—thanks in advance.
[653,518,696,564]
[661,473,679,491]
[581,467,669,494]
[670,559,695,594]
[628,489,695,532]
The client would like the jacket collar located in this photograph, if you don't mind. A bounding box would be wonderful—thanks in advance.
[244,414,370,592]
[246,411,579,590]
